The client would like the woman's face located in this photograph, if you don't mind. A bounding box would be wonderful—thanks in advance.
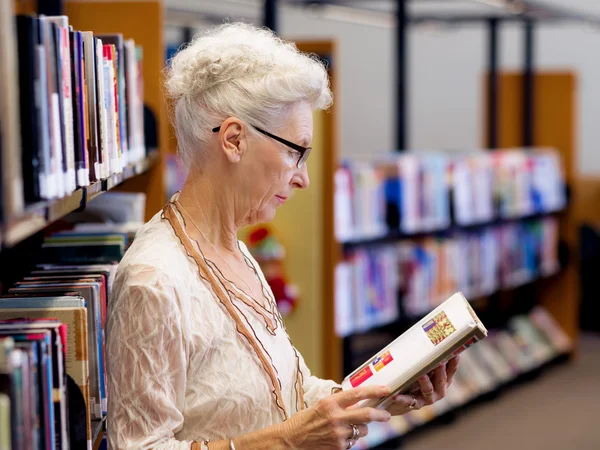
[240,101,312,225]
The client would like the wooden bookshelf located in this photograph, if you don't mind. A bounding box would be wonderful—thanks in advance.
[3,1,169,446]
[0,152,159,248]
[92,417,106,450]
[487,71,580,345]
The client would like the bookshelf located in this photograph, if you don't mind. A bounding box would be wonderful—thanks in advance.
[92,418,106,450]
[341,210,564,251]
[2,1,169,447]
[1,152,159,248]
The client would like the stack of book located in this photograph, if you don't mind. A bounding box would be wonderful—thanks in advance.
[0,6,146,223]
[354,306,572,450]
[335,149,566,241]
[336,216,560,334]
[0,228,127,450]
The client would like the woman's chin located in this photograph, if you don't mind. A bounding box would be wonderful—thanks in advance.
[256,207,278,224]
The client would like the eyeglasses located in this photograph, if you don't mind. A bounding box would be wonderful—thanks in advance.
[212,124,311,169]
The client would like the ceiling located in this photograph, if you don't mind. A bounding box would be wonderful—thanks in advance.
[165,0,600,28]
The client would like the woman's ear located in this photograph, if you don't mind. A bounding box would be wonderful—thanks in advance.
[218,118,246,164]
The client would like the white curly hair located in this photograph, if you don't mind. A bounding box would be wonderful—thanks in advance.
[164,23,333,167]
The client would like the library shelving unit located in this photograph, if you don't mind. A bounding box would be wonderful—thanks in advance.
[1,152,160,249]
[4,1,168,447]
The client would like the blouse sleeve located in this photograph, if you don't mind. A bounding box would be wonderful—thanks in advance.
[106,276,194,450]
[297,349,342,408]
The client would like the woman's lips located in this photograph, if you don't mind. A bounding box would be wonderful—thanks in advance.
[275,195,287,204]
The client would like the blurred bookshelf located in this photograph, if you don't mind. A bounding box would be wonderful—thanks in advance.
[341,210,564,251]
[328,147,577,448]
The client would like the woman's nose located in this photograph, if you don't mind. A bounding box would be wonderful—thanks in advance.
[292,164,310,189]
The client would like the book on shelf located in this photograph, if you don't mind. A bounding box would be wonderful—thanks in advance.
[82,31,101,182]
[335,246,399,337]
[336,216,561,333]
[335,148,566,242]
[45,16,77,196]
[0,319,71,450]
[8,278,107,419]
[0,308,92,448]
[341,292,488,409]
[0,0,24,220]
[0,392,10,450]
[1,11,147,216]
[16,14,43,204]
[0,227,130,449]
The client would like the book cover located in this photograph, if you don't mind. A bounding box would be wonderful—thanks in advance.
[0,0,24,217]
[51,21,71,198]
[71,30,89,187]
[8,283,103,419]
[124,39,144,164]
[39,17,65,199]
[135,45,146,157]
[0,393,10,450]
[103,44,120,174]
[0,309,91,446]
[82,32,100,183]
[46,16,76,194]
[16,15,42,203]
[34,263,117,295]
[341,292,487,409]
[95,38,109,179]
[13,339,43,449]
[0,321,69,450]
[97,35,128,165]
[36,20,52,200]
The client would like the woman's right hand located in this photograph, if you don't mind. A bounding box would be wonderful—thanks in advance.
[280,385,392,450]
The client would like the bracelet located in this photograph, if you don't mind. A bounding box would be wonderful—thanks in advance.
[229,439,236,450]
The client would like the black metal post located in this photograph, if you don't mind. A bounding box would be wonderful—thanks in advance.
[487,18,499,150]
[396,0,408,151]
[182,26,194,45]
[523,19,535,147]
[37,0,63,15]
[264,0,278,33]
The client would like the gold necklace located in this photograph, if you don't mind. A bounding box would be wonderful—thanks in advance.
[176,201,272,311]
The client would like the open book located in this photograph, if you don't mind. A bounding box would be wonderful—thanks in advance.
[341,292,488,409]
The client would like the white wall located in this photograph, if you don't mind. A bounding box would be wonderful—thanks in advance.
[165,0,600,175]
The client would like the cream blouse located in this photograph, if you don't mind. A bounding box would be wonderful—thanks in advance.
[106,198,339,450]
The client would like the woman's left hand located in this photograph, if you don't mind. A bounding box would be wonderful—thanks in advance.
[386,356,460,416]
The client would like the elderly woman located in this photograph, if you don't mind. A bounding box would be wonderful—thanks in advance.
[106,23,458,450]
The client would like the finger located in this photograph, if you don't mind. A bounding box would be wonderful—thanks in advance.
[341,406,392,424]
[413,393,428,410]
[358,424,369,439]
[391,393,415,409]
[446,356,460,386]
[431,365,447,399]
[417,374,435,398]
[335,386,390,409]
[345,424,369,440]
